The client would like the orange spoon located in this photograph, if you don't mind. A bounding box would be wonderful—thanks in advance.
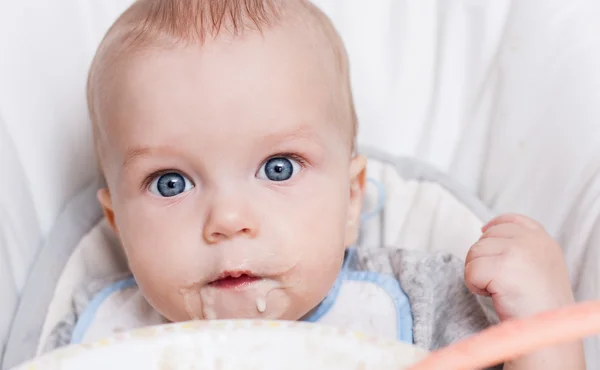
[407,300,600,370]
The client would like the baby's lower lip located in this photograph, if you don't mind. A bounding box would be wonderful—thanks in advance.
[209,275,262,289]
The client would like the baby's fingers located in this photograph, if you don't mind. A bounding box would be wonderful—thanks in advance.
[464,255,501,297]
[465,239,506,265]
[482,213,544,233]
[479,223,524,241]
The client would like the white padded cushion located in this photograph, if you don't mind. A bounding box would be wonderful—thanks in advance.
[0,116,41,356]
[38,220,129,353]
[2,179,103,370]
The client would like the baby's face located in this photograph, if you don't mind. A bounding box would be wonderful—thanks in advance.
[96,25,365,322]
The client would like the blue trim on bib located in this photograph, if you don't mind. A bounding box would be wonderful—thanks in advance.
[70,276,137,345]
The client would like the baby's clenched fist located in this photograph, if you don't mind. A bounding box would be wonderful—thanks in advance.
[464,213,575,321]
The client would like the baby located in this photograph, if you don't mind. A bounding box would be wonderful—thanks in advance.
[47,0,584,368]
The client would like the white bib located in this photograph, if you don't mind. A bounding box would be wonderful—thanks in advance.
[71,255,413,346]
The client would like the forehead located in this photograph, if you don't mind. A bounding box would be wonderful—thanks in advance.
[97,25,349,162]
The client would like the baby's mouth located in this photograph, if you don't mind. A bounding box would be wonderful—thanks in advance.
[208,271,262,289]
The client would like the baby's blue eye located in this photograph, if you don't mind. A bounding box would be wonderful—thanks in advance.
[149,172,194,197]
[257,157,301,182]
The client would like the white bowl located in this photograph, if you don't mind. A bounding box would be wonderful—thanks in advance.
[13,320,428,370]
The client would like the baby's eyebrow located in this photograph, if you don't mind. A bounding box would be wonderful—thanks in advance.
[258,124,323,145]
[121,145,181,170]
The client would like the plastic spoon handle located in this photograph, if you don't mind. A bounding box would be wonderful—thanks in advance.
[407,300,600,370]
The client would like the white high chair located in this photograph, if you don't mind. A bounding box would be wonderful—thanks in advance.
[1,0,599,369]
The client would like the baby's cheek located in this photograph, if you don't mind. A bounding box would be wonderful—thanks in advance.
[116,218,205,321]
[131,253,203,322]
[303,192,347,250]
[139,280,193,322]
[285,190,347,302]
[120,205,200,269]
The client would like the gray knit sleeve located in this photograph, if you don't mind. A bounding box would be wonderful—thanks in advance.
[387,248,499,350]
[389,248,502,368]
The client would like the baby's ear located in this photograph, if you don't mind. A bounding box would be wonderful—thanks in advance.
[97,188,119,235]
[345,155,367,247]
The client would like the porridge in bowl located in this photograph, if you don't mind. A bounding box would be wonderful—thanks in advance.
[14,321,428,370]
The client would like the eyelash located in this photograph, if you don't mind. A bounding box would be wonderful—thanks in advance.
[140,153,309,191]
[262,152,308,168]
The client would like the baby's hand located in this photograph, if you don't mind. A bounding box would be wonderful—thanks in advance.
[464,213,575,321]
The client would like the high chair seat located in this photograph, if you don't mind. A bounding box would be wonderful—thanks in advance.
[4,149,496,367]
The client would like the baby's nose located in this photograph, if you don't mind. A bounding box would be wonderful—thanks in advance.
[203,197,258,244]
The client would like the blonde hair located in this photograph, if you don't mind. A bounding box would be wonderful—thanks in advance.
[88,0,357,169]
